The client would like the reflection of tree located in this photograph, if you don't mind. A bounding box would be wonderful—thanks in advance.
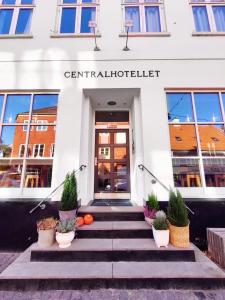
[0,144,12,157]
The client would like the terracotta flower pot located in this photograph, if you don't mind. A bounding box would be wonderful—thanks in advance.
[38,229,55,248]
[56,231,75,248]
[169,223,190,248]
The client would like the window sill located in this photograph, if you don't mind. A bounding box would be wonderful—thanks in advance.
[0,34,33,39]
[50,33,101,38]
[119,32,171,37]
[192,32,225,36]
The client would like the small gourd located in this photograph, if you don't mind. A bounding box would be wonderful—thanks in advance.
[84,214,94,225]
[76,217,84,227]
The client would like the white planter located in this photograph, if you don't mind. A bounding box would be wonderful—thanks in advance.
[145,217,154,226]
[38,229,55,248]
[152,226,169,248]
[56,231,75,248]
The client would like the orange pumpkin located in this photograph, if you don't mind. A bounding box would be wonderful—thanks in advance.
[76,217,84,227]
[84,214,94,225]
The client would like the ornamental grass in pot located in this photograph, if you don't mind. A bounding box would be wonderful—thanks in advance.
[59,170,78,221]
[144,193,159,225]
[167,190,189,248]
[152,211,169,248]
[56,219,76,248]
[37,217,57,248]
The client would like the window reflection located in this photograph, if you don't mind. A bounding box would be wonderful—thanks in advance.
[28,126,55,158]
[0,161,22,188]
[114,147,127,159]
[98,147,110,159]
[198,125,225,156]
[0,126,26,158]
[114,163,127,176]
[173,158,202,187]
[98,133,110,144]
[114,132,126,144]
[32,94,58,123]
[204,158,225,187]
[194,93,222,122]
[114,179,128,192]
[24,163,52,188]
[169,124,198,156]
[0,95,3,119]
[97,163,111,192]
[3,95,31,124]
[167,93,194,123]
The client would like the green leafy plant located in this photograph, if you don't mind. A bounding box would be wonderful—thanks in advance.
[56,219,75,233]
[60,170,78,211]
[153,210,169,230]
[147,193,160,211]
[167,190,189,227]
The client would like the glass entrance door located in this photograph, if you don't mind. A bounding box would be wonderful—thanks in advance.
[94,129,130,193]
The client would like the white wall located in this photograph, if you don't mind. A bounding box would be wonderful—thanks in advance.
[0,1,225,202]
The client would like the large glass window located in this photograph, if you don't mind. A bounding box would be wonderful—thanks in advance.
[0,93,58,188]
[123,0,165,33]
[0,0,34,35]
[190,0,225,33]
[167,91,225,188]
[58,0,98,34]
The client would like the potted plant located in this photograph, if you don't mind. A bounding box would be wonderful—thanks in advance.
[37,217,57,248]
[56,219,76,248]
[144,193,159,225]
[59,170,78,221]
[152,211,169,248]
[167,189,189,248]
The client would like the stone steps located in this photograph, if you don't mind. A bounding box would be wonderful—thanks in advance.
[30,239,195,262]
[77,221,152,239]
[1,261,225,290]
[78,206,144,221]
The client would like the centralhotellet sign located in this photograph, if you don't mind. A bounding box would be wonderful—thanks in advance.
[64,69,160,79]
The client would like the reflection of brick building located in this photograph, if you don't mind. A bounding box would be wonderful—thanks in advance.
[12,107,56,158]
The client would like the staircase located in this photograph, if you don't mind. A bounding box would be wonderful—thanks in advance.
[0,206,225,291]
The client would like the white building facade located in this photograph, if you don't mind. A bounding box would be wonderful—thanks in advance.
[0,0,225,205]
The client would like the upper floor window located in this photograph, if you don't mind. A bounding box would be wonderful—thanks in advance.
[0,0,34,35]
[123,0,166,33]
[58,0,98,34]
[190,0,225,33]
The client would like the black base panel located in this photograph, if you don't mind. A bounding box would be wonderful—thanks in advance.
[30,250,195,262]
[91,199,132,206]
[78,212,144,221]
[77,230,153,239]
[0,278,225,291]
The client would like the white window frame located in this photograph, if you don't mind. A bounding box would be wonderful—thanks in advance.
[122,0,167,33]
[0,0,35,35]
[36,120,48,131]
[50,143,55,157]
[190,0,225,33]
[23,119,29,131]
[33,143,45,157]
[167,89,225,189]
[57,0,100,35]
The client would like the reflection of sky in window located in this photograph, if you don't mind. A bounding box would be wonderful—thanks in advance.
[15,9,32,34]
[60,8,76,33]
[80,7,96,33]
[0,9,13,34]
[63,0,77,3]
[0,95,3,119]
[21,0,33,4]
[222,93,225,112]
[4,95,31,123]
[194,93,222,122]
[32,94,58,112]
[167,93,194,122]
[2,0,16,4]
[1,126,16,146]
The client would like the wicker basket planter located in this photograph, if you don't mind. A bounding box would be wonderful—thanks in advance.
[169,222,190,248]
